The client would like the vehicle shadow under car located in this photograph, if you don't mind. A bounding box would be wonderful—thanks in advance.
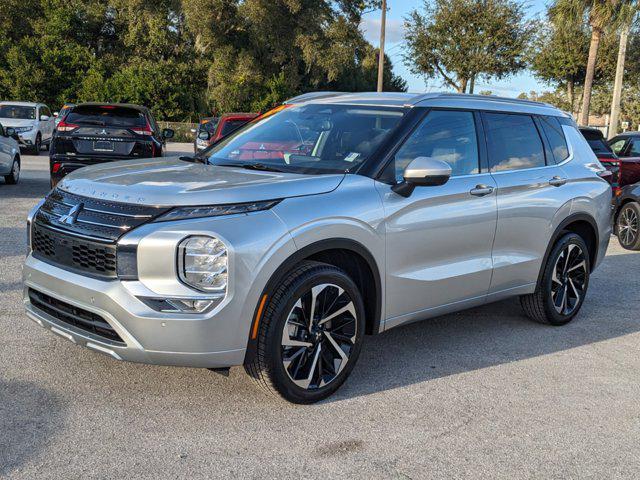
[329,249,640,403]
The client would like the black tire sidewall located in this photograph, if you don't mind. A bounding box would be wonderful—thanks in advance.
[540,233,590,325]
[5,158,19,184]
[264,266,365,403]
[616,202,640,250]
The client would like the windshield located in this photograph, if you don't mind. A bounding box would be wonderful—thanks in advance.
[203,104,405,174]
[0,105,36,120]
[66,105,147,127]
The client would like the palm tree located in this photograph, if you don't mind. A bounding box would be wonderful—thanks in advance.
[608,2,638,137]
[577,0,629,126]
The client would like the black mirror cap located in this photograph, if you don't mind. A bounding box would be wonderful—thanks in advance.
[391,174,450,198]
[162,128,175,139]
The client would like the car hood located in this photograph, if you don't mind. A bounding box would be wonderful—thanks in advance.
[58,157,345,207]
[0,118,36,127]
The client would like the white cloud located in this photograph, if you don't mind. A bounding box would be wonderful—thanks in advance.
[361,17,405,45]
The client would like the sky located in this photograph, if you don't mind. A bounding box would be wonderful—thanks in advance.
[361,0,549,98]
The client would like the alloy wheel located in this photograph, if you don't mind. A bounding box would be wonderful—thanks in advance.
[12,160,19,182]
[550,243,587,316]
[618,207,639,247]
[281,283,357,390]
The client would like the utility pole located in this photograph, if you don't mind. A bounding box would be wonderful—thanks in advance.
[609,24,630,139]
[376,0,387,92]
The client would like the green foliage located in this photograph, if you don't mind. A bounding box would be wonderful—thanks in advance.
[0,0,406,121]
[404,0,533,92]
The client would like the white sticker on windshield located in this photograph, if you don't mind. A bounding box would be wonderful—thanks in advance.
[345,152,361,163]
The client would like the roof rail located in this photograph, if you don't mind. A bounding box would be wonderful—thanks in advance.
[283,92,346,104]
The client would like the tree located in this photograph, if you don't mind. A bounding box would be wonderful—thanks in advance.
[403,0,533,93]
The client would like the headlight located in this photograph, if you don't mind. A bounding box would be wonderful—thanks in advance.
[14,126,33,133]
[178,236,228,293]
[156,200,279,222]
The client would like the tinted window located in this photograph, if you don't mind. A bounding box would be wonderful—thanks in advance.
[391,110,479,181]
[540,116,569,163]
[40,106,52,118]
[220,119,250,137]
[586,138,612,154]
[629,139,640,156]
[66,105,147,127]
[610,139,627,155]
[0,105,36,120]
[484,113,545,172]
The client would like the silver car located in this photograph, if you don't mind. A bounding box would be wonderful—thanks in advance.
[0,101,55,154]
[23,92,612,403]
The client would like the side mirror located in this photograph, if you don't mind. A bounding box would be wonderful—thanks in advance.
[5,127,15,137]
[392,157,452,197]
[53,112,59,118]
[162,128,174,139]
[198,131,210,140]
[190,128,197,133]
[40,115,50,121]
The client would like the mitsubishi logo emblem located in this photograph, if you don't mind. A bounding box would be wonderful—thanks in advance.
[259,143,266,150]
[59,203,83,225]
[100,129,107,135]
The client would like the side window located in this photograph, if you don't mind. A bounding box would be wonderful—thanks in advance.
[41,106,51,118]
[628,139,640,157]
[540,116,569,163]
[390,110,479,182]
[610,139,627,155]
[484,113,546,172]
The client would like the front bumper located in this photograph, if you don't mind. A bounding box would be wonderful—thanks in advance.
[23,256,246,367]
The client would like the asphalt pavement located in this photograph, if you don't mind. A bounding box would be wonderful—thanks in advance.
[2,145,640,479]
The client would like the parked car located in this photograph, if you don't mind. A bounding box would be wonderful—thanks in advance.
[24,92,611,403]
[49,102,174,187]
[192,117,218,153]
[0,101,55,154]
[0,123,21,184]
[54,103,75,129]
[204,112,258,146]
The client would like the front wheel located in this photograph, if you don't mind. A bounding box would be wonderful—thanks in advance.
[30,134,41,155]
[616,202,640,250]
[4,157,19,184]
[520,233,590,326]
[245,261,365,403]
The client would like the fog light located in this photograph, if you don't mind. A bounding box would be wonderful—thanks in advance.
[139,297,218,313]
[178,236,228,293]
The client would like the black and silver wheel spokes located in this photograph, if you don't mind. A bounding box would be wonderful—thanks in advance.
[281,283,357,390]
[551,244,587,316]
[619,207,639,246]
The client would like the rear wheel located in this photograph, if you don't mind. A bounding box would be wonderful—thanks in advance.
[4,157,19,184]
[520,233,590,326]
[616,202,640,250]
[245,261,365,403]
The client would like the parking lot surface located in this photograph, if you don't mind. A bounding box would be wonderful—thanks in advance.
[2,145,640,479]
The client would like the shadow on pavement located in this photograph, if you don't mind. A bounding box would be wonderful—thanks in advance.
[0,379,67,476]
[330,250,640,402]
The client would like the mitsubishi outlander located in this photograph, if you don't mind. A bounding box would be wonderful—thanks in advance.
[23,92,612,403]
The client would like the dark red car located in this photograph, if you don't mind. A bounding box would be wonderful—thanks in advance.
[208,113,258,144]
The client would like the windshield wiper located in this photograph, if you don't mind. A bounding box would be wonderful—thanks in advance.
[217,163,284,173]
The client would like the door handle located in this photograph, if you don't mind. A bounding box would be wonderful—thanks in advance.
[549,176,567,187]
[470,184,494,197]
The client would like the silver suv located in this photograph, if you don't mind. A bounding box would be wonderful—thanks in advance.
[23,93,612,403]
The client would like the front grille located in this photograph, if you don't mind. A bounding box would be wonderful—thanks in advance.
[28,288,125,345]
[31,188,170,278]
[32,224,117,278]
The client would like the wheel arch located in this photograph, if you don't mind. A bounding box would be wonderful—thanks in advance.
[537,213,599,284]
[243,238,383,364]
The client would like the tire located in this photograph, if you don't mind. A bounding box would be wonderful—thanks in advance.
[4,157,19,185]
[616,202,640,250]
[520,233,590,326]
[245,261,365,404]
[30,134,41,155]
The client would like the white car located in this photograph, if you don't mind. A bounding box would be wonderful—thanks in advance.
[0,123,20,184]
[0,102,55,155]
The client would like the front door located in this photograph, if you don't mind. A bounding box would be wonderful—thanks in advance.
[378,109,498,327]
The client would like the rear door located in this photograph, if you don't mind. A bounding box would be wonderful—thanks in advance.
[484,112,570,295]
[379,109,498,325]
[40,105,54,141]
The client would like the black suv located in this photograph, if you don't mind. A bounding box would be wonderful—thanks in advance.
[50,103,174,187]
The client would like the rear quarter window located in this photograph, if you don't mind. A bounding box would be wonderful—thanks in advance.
[540,116,569,163]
